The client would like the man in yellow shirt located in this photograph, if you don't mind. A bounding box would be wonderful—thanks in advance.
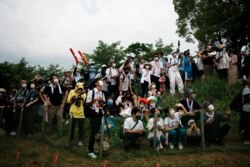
[67,82,86,147]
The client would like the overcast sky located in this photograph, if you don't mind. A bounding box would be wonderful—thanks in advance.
[0,0,197,69]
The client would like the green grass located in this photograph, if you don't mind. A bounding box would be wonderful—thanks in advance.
[0,75,249,166]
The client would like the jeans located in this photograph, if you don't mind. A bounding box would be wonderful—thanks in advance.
[168,128,186,145]
[149,135,166,147]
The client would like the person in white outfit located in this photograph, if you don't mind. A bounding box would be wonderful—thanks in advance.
[167,52,184,95]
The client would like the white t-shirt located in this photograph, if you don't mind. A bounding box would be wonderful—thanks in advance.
[168,56,179,72]
[86,88,106,113]
[164,112,182,128]
[106,67,119,85]
[150,60,163,77]
[241,45,250,55]
[123,117,144,132]
[140,68,152,84]
[120,73,131,91]
[147,117,164,139]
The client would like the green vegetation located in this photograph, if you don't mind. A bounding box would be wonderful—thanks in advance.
[1,75,250,166]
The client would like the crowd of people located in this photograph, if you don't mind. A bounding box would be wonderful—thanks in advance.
[0,41,250,159]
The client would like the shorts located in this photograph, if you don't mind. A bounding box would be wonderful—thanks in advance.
[185,71,193,80]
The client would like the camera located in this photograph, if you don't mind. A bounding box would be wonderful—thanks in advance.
[74,94,83,107]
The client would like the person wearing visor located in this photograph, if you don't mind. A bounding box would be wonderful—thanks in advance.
[179,88,201,127]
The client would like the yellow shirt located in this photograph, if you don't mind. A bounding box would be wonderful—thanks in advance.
[67,90,86,118]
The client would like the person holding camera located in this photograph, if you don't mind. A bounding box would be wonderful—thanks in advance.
[86,78,106,159]
[164,103,188,150]
[186,119,201,148]
[67,82,86,147]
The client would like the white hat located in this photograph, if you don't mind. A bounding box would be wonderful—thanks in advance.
[0,88,6,93]
[242,87,250,96]
[188,119,195,126]
[101,64,107,68]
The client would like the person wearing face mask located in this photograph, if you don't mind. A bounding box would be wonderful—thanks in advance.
[179,88,201,127]
[137,98,149,121]
[0,88,8,133]
[88,61,97,87]
[140,63,152,97]
[241,42,250,80]
[14,80,28,135]
[66,82,86,147]
[106,60,119,99]
[119,66,133,95]
[86,78,106,159]
[22,82,39,136]
[135,56,146,96]
[104,96,119,116]
[43,74,67,132]
[118,92,134,118]
[164,103,188,150]
[150,52,163,91]
[147,108,166,150]
[123,107,145,152]
[202,101,230,146]
[167,52,184,95]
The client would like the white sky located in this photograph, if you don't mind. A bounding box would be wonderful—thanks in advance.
[0,0,197,69]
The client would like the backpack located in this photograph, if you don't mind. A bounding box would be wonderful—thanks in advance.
[84,89,104,117]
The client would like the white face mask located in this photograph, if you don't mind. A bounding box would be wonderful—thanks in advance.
[208,104,214,111]
[22,83,27,88]
[150,103,155,107]
[145,66,149,69]
[112,63,116,67]
[98,80,104,87]
[53,78,59,84]
[169,109,175,116]
[154,57,159,61]
[191,94,196,99]
[152,85,156,89]
[139,104,144,108]
[30,84,35,89]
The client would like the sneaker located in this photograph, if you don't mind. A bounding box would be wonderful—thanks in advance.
[88,152,97,159]
[243,140,250,146]
[169,143,174,149]
[178,143,183,150]
[78,141,83,147]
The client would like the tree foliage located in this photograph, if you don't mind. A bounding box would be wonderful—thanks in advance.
[173,0,249,50]
[0,58,64,90]
[92,40,124,66]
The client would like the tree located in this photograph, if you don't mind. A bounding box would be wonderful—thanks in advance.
[173,0,249,50]
[125,42,153,61]
[0,58,64,90]
[92,40,124,66]
[155,38,174,56]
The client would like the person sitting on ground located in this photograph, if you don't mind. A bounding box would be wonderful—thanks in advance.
[116,92,135,117]
[241,77,250,145]
[164,103,188,150]
[202,101,230,146]
[147,108,166,150]
[179,88,201,128]
[67,82,86,147]
[123,107,145,152]
[137,97,150,122]
[186,119,201,148]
